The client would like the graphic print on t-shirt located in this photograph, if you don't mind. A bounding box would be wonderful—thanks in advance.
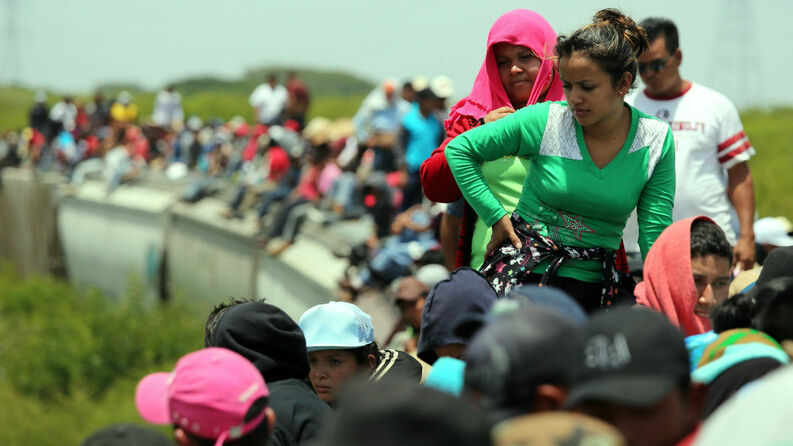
[530,202,596,245]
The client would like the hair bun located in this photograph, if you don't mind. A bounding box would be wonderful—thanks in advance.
[593,8,649,56]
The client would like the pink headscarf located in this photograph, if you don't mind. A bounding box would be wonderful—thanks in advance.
[635,217,715,336]
[445,9,564,132]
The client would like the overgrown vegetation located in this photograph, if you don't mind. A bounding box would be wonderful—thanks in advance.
[0,262,205,445]
[0,69,791,219]
[741,107,793,219]
[0,66,374,130]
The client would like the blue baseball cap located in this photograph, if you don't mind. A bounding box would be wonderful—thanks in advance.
[298,302,375,352]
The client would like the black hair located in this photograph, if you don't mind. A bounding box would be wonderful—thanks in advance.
[639,17,680,54]
[346,342,382,368]
[676,373,692,398]
[710,293,758,333]
[755,243,769,266]
[204,298,262,347]
[416,249,445,268]
[690,219,733,262]
[555,8,649,90]
[180,397,270,446]
[755,277,793,342]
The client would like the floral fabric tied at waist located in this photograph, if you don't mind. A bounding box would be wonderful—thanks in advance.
[479,212,624,308]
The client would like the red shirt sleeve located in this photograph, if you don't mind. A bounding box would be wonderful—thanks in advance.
[419,115,482,203]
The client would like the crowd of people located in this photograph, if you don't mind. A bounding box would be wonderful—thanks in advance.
[3,5,792,446]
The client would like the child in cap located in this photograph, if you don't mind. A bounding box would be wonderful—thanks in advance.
[135,347,275,446]
[298,301,421,406]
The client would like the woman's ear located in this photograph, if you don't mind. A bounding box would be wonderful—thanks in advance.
[619,72,633,95]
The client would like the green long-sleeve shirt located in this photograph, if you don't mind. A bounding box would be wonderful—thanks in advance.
[446,101,675,282]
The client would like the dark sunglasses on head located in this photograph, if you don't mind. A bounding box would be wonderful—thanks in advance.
[639,56,670,74]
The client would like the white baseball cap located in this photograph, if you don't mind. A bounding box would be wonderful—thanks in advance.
[754,217,793,247]
[298,302,374,352]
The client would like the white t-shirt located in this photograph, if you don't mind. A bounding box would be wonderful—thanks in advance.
[49,101,78,131]
[152,90,184,126]
[623,82,754,250]
[248,83,288,124]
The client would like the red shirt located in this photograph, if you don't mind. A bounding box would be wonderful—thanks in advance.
[267,146,290,182]
[419,116,482,203]
[297,166,321,201]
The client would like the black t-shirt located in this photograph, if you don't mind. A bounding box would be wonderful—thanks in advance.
[370,349,423,383]
[269,378,333,446]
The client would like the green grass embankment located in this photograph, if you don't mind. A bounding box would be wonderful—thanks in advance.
[0,263,205,445]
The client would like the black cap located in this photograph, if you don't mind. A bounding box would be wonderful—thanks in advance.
[80,423,171,446]
[747,246,793,301]
[464,306,581,421]
[454,284,587,341]
[417,268,497,364]
[565,307,690,409]
[320,378,492,446]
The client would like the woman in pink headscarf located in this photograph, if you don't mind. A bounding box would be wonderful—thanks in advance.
[420,9,564,270]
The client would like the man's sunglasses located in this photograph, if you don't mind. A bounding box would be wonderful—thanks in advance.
[639,57,670,74]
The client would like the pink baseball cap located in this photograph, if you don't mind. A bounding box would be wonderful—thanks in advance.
[135,347,270,446]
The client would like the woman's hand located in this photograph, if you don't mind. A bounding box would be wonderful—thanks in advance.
[484,106,515,123]
[487,214,522,254]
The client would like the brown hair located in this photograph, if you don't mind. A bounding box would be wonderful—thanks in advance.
[555,8,649,90]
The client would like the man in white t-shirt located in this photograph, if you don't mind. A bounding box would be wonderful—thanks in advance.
[152,85,184,127]
[625,17,756,271]
[249,74,288,126]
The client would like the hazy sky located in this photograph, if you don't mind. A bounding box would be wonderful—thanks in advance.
[3,0,787,110]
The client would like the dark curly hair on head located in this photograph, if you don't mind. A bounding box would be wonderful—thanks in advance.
[555,8,649,91]
[204,297,262,347]
[346,342,382,367]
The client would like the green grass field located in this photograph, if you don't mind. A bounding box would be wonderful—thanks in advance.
[740,107,793,220]
[0,263,204,445]
[1,76,791,219]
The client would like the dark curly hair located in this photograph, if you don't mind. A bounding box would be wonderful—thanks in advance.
[555,8,649,90]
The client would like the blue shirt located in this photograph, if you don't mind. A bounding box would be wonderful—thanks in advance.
[402,105,443,172]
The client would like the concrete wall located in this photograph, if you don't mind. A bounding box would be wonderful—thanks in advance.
[0,168,65,277]
[57,181,174,301]
[2,170,346,317]
[167,200,259,304]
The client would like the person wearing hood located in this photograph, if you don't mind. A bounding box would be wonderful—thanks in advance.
[635,217,732,336]
[420,9,564,271]
[205,299,333,446]
[298,301,422,408]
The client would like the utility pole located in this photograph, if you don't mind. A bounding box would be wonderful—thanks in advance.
[3,0,21,85]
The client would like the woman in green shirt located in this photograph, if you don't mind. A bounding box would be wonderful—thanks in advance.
[446,9,675,311]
